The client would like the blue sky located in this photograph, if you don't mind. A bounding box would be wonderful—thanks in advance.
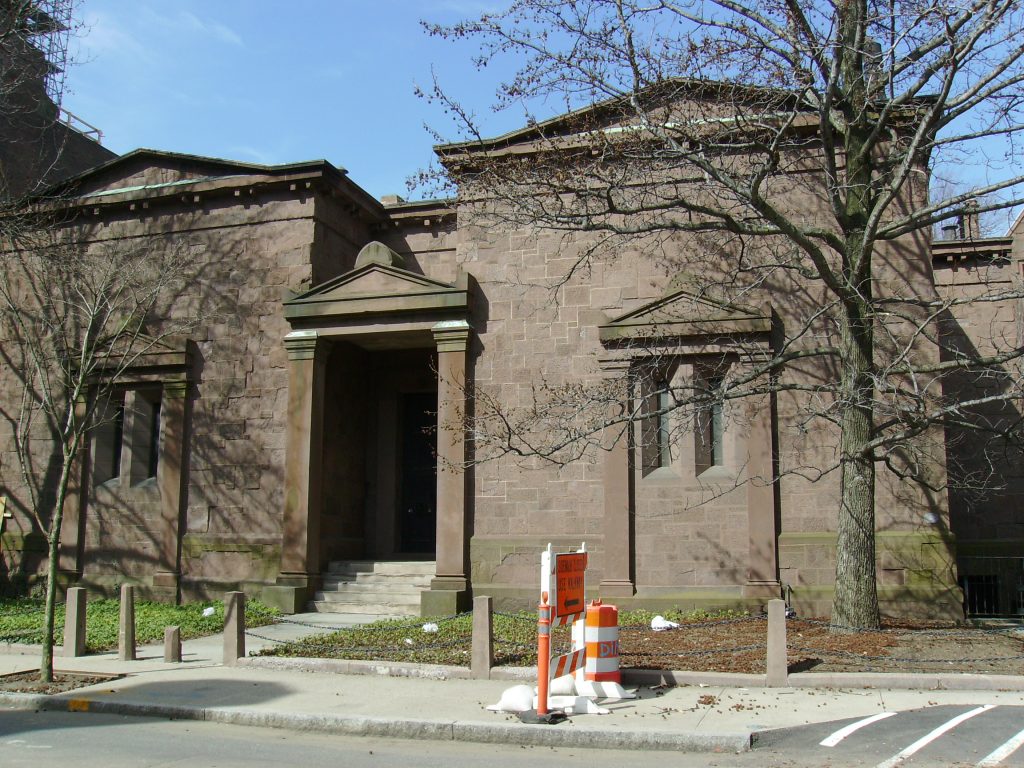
[61,1,518,200]
[58,2,1021,230]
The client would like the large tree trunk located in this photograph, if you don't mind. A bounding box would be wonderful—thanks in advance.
[831,0,881,631]
[832,270,881,629]
[833,369,880,629]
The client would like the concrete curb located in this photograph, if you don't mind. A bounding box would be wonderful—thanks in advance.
[243,656,1024,691]
[787,671,1024,690]
[240,656,475,680]
[240,655,537,682]
[0,691,751,753]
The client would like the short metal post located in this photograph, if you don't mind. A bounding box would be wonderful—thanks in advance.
[537,592,551,716]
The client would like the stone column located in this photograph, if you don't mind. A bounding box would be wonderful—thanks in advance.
[63,587,87,658]
[223,591,246,666]
[118,584,136,661]
[742,391,781,600]
[153,379,191,599]
[765,598,789,686]
[599,360,635,598]
[423,320,471,616]
[164,626,182,663]
[471,595,493,679]
[271,330,326,614]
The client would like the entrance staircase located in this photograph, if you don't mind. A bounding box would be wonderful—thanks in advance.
[309,560,435,617]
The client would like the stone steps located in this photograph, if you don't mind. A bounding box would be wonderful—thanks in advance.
[309,560,435,617]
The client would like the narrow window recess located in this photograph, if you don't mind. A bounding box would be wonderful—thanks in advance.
[695,371,725,474]
[129,388,162,485]
[92,392,125,485]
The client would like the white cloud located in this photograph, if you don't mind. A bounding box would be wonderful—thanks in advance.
[178,11,244,47]
[138,6,243,48]
[75,10,152,65]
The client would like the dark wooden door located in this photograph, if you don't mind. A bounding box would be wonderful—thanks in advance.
[398,392,437,554]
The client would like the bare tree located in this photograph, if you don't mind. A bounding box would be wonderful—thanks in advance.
[423,0,1024,628]
[0,225,200,682]
[0,0,139,683]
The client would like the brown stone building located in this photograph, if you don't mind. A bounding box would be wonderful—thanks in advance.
[2,98,1023,619]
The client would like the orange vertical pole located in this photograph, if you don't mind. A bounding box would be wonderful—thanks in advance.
[537,591,551,716]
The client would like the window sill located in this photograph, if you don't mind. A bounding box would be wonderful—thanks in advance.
[696,465,737,483]
[641,466,680,482]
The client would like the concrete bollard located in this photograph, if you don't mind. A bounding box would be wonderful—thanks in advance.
[223,591,246,666]
[164,625,182,663]
[471,595,493,679]
[766,598,788,687]
[118,584,136,661]
[63,587,87,658]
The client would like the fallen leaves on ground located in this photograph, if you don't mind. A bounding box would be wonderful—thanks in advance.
[257,611,1024,676]
[0,670,111,695]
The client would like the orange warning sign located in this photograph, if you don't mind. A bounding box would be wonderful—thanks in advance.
[554,552,587,617]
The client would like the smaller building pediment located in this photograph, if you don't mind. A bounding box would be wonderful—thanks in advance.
[284,242,469,323]
[92,334,194,386]
[599,288,771,343]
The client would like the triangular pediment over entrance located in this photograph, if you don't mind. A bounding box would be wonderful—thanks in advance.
[599,288,771,343]
[284,242,469,323]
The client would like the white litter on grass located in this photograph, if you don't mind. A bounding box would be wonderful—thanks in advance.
[403,638,414,645]
[202,607,215,617]
[422,622,439,633]
[651,615,679,631]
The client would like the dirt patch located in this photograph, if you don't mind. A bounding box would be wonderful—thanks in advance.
[0,670,114,695]
[618,617,1024,675]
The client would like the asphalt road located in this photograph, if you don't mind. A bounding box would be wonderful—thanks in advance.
[3,706,1024,767]
[754,704,1024,767]
[0,710,747,768]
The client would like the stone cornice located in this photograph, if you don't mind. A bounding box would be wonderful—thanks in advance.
[931,237,1013,264]
[283,330,321,360]
[91,336,195,382]
[432,320,472,352]
[37,159,387,225]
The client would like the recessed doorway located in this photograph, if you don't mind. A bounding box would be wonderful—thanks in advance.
[398,391,437,554]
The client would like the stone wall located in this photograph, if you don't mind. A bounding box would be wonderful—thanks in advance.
[441,165,958,617]
[0,173,378,599]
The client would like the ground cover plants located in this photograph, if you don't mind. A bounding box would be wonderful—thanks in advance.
[0,597,279,652]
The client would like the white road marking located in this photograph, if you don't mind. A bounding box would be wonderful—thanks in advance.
[820,712,898,747]
[875,705,996,768]
[977,727,1024,767]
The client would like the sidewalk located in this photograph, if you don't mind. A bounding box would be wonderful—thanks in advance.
[1,614,1023,753]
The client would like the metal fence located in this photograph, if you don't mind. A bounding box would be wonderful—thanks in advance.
[958,557,1024,619]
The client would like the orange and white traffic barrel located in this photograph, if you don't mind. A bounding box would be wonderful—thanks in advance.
[584,599,620,683]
